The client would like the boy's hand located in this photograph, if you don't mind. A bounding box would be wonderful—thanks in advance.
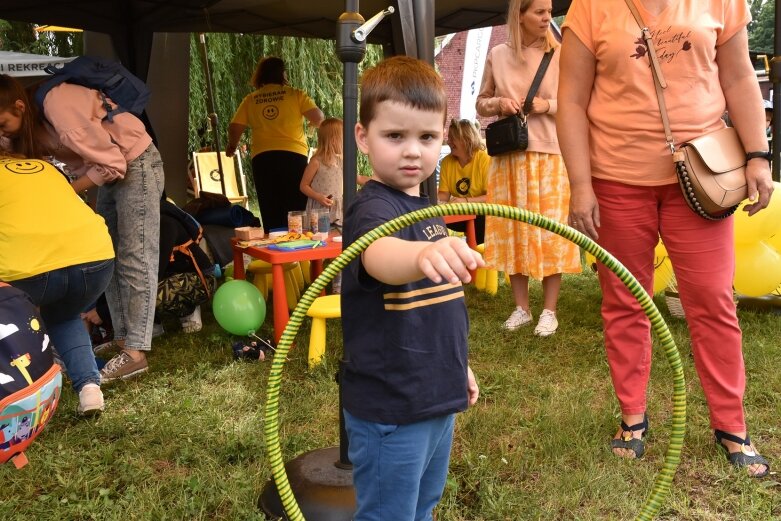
[417,237,485,285]
[467,366,479,406]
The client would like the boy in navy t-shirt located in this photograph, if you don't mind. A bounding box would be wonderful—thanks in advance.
[341,55,484,521]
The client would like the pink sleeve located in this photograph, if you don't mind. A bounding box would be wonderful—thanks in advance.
[475,51,499,117]
[717,0,751,46]
[42,84,126,185]
[561,0,595,54]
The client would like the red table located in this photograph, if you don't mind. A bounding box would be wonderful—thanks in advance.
[232,215,477,343]
[443,214,477,249]
[232,236,342,343]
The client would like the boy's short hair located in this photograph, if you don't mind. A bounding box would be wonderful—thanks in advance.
[359,56,447,127]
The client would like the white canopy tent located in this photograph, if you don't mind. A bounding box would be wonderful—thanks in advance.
[0,50,74,77]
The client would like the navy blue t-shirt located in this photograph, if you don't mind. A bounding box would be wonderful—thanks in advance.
[341,180,469,425]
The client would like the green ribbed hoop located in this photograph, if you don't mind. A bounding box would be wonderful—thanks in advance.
[263,202,686,521]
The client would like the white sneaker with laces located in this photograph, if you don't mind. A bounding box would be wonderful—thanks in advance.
[534,309,559,337]
[77,383,104,416]
[503,307,533,331]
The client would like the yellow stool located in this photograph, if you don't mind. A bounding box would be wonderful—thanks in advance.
[299,260,312,285]
[474,244,499,295]
[247,260,302,310]
[306,294,341,368]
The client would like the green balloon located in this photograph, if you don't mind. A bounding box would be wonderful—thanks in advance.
[212,279,267,335]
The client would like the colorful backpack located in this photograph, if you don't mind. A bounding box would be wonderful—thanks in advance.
[0,283,62,469]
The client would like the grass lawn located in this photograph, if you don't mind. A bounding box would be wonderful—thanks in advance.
[1,270,779,520]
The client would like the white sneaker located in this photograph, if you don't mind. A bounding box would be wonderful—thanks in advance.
[180,305,202,334]
[534,309,559,337]
[503,308,533,331]
[77,383,104,416]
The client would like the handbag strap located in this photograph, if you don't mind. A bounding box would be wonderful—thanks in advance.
[624,0,677,155]
[521,48,556,117]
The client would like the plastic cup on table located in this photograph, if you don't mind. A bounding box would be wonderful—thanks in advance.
[287,211,305,234]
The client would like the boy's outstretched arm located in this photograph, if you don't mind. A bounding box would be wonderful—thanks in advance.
[363,236,485,286]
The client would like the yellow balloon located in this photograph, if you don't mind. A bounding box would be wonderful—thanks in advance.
[734,203,763,245]
[734,181,781,244]
[584,251,598,272]
[653,239,674,293]
[766,232,781,252]
[733,241,781,297]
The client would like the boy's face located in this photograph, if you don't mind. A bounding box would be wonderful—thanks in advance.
[355,100,444,196]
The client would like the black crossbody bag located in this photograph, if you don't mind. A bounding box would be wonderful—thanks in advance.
[485,49,555,157]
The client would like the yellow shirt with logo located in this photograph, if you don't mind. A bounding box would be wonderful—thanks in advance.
[231,84,318,158]
[438,149,490,198]
[0,157,114,281]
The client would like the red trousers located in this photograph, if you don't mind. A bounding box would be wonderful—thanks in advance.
[593,178,746,432]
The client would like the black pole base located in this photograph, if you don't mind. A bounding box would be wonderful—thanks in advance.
[736,294,781,314]
[259,446,355,520]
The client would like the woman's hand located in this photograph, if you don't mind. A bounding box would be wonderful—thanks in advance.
[520,96,551,115]
[743,159,774,216]
[568,183,600,241]
[498,97,521,116]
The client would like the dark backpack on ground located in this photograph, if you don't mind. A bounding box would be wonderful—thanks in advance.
[158,201,216,317]
[34,55,151,122]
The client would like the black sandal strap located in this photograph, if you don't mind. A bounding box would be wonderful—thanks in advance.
[620,414,649,435]
[714,429,770,478]
[714,429,751,447]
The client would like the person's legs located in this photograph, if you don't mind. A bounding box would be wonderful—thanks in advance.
[252,151,308,230]
[345,410,455,521]
[534,274,562,337]
[658,186,767,476]
[11,260,113,394]
[503,274,532,330]
[99,145,164,381]
[592,179,660,456]
[541,274,562,311]
[415,415,455,521]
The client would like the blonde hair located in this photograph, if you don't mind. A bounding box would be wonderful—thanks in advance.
[312,118,343,167]
[448,119,484,159]
[507,0,559,62]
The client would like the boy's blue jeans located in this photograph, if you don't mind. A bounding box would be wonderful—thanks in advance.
[11,259,115,392]
[344,409,455,521]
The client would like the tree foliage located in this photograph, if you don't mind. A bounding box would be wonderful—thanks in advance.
[749,0,775,53]
[0,20,82,57]
[187,33,383,179]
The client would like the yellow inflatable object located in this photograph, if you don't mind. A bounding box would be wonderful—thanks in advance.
[733,241,781,297]
[653,240,674,294]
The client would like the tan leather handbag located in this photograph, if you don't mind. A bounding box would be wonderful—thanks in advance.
[625,0,747,220]
[673,127,747,219]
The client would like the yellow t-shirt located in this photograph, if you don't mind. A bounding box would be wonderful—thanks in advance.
[563,0,749,186]
[438,149,490,198]
[0,158,114,281]
[231,84,318,158]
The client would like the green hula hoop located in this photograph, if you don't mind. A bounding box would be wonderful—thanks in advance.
[262,202,686,521]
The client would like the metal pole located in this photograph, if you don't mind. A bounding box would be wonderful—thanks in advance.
[198,33,227,196]
[771,0,781,182]
[337,1,365,213]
